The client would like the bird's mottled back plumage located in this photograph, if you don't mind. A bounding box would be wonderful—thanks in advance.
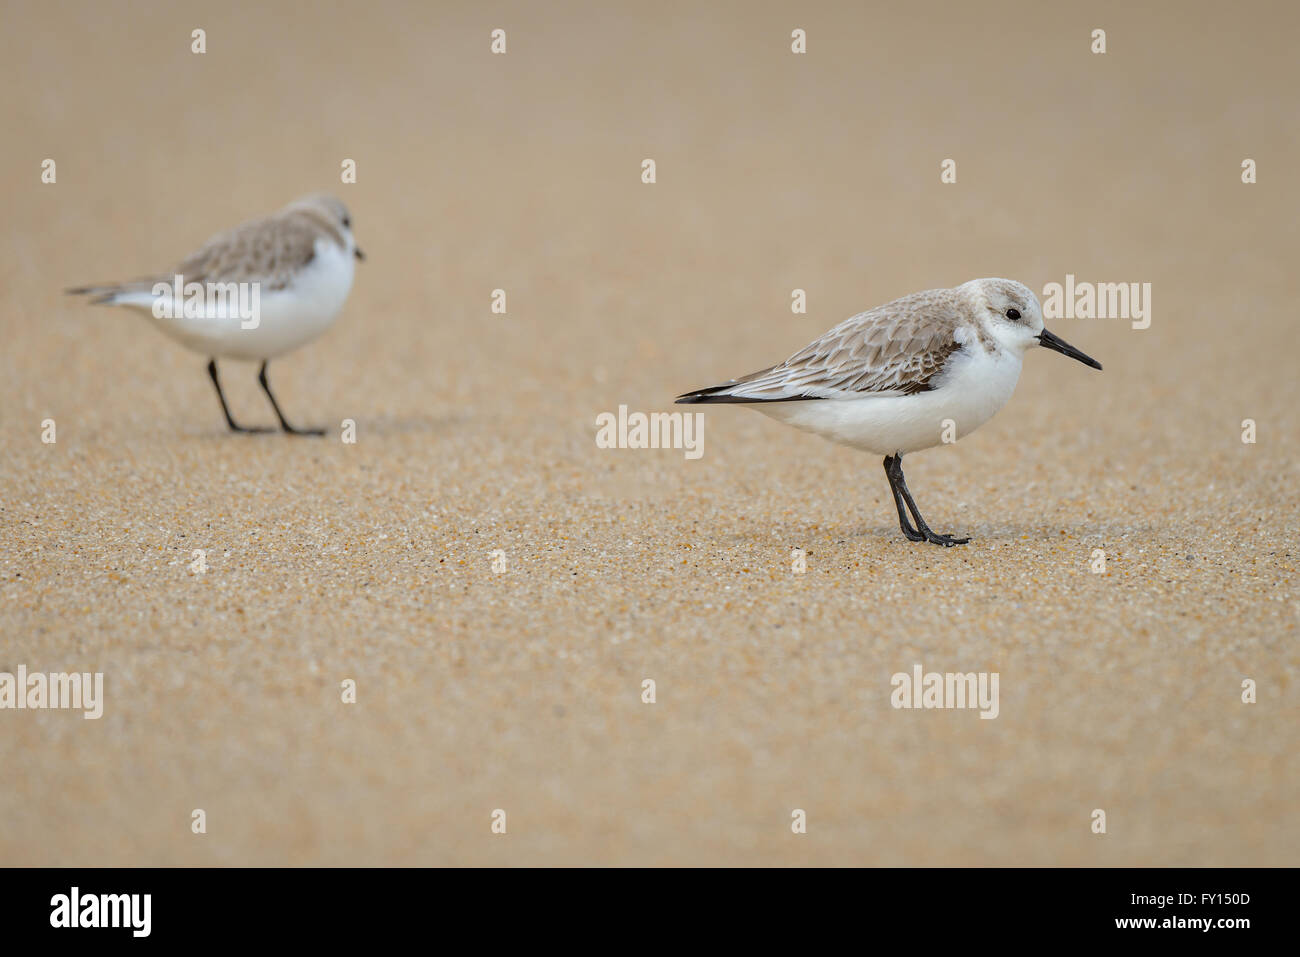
[173,206,340,290]
[67,194,353,300]
[678,287,968,403]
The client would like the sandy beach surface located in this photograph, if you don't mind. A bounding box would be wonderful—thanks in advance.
[1,0,1295,865]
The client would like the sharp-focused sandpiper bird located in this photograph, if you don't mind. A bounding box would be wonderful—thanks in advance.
[677,278,1102,545]
[68,194,364,435]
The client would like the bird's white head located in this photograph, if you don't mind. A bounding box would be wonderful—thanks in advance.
[960,277,1101,370]
[287,193,365,262]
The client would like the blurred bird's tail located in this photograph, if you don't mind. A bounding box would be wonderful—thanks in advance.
[66,280,157,306]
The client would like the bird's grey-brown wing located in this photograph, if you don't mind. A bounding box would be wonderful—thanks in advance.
[172,210,323,290]
[67,208,324,302]
[677,289,965,403]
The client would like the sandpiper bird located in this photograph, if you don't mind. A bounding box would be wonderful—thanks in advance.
[68,194,364,435]
[677,278,1102,546]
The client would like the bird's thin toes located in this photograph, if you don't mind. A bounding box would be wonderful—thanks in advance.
[922,532,970,546]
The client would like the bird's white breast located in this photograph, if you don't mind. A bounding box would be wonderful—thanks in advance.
[753,346,1023,455]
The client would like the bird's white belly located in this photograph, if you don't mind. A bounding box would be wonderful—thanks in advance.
[753,348,1023,455]
[127,239,355,361]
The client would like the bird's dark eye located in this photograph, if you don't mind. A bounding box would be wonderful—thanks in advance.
[342,217,351,229]
[1006,308,1021,320]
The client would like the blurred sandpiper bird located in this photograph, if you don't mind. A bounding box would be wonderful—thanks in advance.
[68,194,364,434]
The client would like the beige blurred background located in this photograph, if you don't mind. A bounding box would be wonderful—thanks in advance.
[0,0,1295,865]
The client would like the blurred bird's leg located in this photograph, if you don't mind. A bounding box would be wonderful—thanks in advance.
[207,359,272,433]
[257,361,325,436]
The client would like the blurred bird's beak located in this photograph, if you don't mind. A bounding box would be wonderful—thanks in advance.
[1037,328,1101,370]
[354,247,366,262]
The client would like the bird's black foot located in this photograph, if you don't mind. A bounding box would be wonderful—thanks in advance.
[899,523,927,543]
[279,424,327,437]
[921,530,969,547]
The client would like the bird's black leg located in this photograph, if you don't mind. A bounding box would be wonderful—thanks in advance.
[207,359,271,433]
[887,454,969,547]
[257,361,325,436]
[883,455,925,542]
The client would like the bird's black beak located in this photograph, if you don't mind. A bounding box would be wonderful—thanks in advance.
[354,247,366,262]
[1037,328,1101,370]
